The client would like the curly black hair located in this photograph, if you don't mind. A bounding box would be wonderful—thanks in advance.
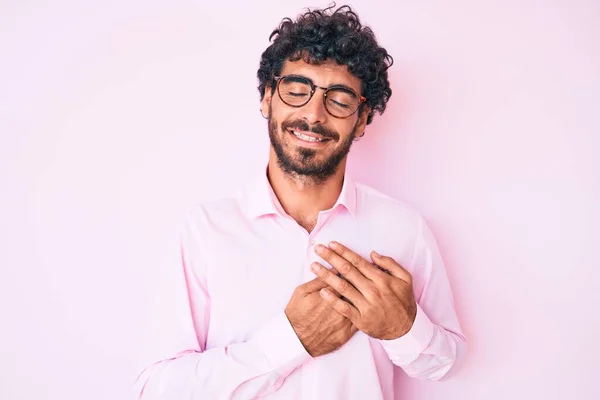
[257,4,393,125]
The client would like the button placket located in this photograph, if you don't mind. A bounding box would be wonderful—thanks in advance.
[304,230,321,282]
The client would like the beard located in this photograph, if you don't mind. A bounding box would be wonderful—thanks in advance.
[267,106,359,184]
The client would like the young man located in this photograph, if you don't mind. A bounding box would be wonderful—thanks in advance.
[134,5,466,399]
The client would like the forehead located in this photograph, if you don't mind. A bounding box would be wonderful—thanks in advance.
[279,59,362,92]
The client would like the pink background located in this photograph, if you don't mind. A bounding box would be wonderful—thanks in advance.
[1,1,599,399]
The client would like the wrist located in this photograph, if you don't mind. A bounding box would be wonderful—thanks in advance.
[388,301,418,340]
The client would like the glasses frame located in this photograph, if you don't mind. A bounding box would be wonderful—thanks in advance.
[273,75,367,119]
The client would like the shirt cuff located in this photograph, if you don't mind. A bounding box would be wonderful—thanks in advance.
[379,304,435,365]
[249,311,312,375]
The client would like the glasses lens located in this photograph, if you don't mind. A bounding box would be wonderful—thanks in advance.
[325,88,360,118]
[278,77,313,106]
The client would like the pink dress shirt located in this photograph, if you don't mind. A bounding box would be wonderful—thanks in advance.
[133,170,466,399]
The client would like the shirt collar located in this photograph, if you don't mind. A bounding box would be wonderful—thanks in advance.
[242,167,357,219]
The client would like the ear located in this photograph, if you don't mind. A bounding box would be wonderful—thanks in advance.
[356,106,370,134]
[261,84,273,118]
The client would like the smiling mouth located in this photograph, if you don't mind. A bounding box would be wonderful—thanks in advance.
[289,129,330,143]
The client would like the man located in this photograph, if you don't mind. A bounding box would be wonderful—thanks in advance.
[134,5,466,399]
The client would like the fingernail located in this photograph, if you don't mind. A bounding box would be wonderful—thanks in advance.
[315,244,324,253]
[311,262,321,272]
[329,241,339,249]
[372,250,381,257]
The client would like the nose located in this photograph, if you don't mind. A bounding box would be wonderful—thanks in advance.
[299,89,328,125]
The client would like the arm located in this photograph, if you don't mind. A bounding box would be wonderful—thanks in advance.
[132,210,311,400]
[378,216,467,380]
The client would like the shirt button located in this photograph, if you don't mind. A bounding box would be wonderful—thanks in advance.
[309,238,315,246]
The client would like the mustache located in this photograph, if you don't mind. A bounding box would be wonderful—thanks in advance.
[281,119,339,141]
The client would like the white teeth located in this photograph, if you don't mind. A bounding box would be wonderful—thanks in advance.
[291,130,323,142]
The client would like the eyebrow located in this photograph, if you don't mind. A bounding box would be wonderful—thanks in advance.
[286,74,361,95]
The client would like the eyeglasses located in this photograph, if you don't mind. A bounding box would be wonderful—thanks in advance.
[273,75,366,118]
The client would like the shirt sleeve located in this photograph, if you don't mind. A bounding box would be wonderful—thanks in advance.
[378,215,467,380]
[132,208,312,399]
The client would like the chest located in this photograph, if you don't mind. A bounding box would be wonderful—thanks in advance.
[202,214,415,344]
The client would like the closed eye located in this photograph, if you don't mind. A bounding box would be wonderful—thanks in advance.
[330,99,350,108]
[288,92,308,97]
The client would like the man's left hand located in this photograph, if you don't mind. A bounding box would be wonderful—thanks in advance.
[311,241,417,340]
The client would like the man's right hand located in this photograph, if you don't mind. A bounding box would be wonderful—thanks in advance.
[285,277,358,358]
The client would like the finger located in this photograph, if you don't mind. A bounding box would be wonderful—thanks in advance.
[315,243,373,293]
[370,251,412,284]
[323,282,344,299]
[299,276,329,293]
[319,288,361,322]
[323,278,355,306]
[301,274,343,298]
[328,241,387,283]
[331,271,355,303]
[310,262,366,308]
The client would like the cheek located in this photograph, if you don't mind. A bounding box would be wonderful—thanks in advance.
[336,121,358,138]
[268,98,284,118]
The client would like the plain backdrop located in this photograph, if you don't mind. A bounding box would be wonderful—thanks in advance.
[1,1,599,399]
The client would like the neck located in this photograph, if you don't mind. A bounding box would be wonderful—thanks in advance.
[267,150,346,232]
